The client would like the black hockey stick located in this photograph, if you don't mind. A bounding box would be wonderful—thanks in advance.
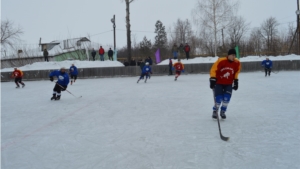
[55,82,82,98]
[212,89,230,141]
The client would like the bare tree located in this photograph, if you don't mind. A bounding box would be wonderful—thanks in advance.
[260,17,279,54]
[227,16,250,48]
[192,0,238,56]
[1,20,23,50]
[121,0,136,62]
[248,28,263,55]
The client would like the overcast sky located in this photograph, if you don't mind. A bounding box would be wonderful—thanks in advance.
[1,0,296,50]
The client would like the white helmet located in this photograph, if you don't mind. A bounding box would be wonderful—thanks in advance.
[145,62,149,65]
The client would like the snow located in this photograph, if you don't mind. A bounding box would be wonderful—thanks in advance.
[1,71,300,169]
[1,54,300,73]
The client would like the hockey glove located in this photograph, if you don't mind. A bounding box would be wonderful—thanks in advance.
[181,70,185,73]
[233,79,238,90]
[209,78,216,89]
[50,77,54,82]
[61,86,67,91]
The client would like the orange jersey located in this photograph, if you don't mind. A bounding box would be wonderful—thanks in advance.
[173,62,184,71]
[210,57,241,85]
[12,69,23,78]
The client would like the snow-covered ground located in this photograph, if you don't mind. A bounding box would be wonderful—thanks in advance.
[1,71,300,169]
[1,54,300,72]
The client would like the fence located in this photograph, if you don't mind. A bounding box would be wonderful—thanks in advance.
[1,60,300,82]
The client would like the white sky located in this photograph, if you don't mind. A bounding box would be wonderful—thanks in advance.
[1,54,300,72]
[1,71,300,168]
[1,0,296,49]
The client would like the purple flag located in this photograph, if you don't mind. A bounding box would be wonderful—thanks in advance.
[155,49,160,63]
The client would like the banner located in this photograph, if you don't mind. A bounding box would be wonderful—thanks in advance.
[235,46,240,60]
[155,49,160,63]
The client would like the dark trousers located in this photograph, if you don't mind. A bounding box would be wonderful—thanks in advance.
[44,56,49,62]
[70,75,77,81]
[53,84,63,95]
[92,56,95,61]
[185,52,190,60]
[15,77,24,86]
[108,56,113,61]
[265,68,271,76]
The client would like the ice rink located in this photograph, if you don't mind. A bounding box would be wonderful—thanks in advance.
[1,71,300,169]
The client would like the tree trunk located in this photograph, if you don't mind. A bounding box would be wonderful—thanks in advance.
[126,0,132,62]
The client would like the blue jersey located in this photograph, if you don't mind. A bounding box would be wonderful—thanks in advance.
[261,60,272,69]
[49,70,70,86]
[142,65,152,74]
[69,66,78,75]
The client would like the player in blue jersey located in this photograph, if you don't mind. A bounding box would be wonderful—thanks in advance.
[49,67,70,100]
[137,62,152,83]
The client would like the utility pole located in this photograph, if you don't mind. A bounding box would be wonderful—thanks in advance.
[111,15,116,50]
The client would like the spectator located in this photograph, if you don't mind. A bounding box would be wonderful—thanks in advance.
[139,59,145,70]
[98,46,105,61]
[130,58,136,66]
[172,44,179,59]
[43,49,49,62]
[168,58,173,75]
[91,48,96,61]
[108,48,113,61]
[145,56,153,65]
[178,43,184,58]
[184,43,191,60]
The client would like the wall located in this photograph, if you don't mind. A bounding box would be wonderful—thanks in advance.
[1,60,300,82]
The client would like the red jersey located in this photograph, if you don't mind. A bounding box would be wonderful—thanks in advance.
[173,62,184,71]
[12,69,24,78]
[210,57,241,85]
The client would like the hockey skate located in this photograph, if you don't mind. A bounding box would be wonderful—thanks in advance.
[55,96,61,100]
[212,111,217,119]
[220,111,226,119]
[51,94,56,100]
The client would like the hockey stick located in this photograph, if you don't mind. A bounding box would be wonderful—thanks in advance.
[212,89,230,141]
[55,82,82,98]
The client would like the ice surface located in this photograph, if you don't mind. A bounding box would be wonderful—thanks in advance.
[1,71,300,169]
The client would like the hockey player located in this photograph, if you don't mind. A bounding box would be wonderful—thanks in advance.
[209,49,241,119]
[137,62,152,83]
[11,68,25,88]
[49,67,70,100]
[173,59,184,81]
[69,64,78,85]
[261,58,273,76]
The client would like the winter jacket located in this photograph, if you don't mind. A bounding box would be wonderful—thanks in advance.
[172,45,178,52]
[69,66,78,75]
[184,45,190,52]
[99,48,105,55]
[145,58,153,65]
[12,69,23,78]
[173,62,184,71]
[91,50,96,57]
[169,59,173,67]
[261,60,272,69]
[108,49,113,57]
[210,57,241,85]
[43,50,49,57]
[49,70,70,86]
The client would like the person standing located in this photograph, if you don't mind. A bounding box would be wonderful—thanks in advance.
[11,68,25,88]
[69,64,78,85]
[172,44,178,59]
[43,49,49,62]
[137,62,152,83]
[261,57,273,76]
[98,46,105,61]
[178,43,184,58]
[139,59,145,71]
[108,48,113,61]
[168,58,173,75]
[91,48,96,61]
[209,48,241,119]
[173,59,184,81]
[184,43,191,60]
[49,67,70,100]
